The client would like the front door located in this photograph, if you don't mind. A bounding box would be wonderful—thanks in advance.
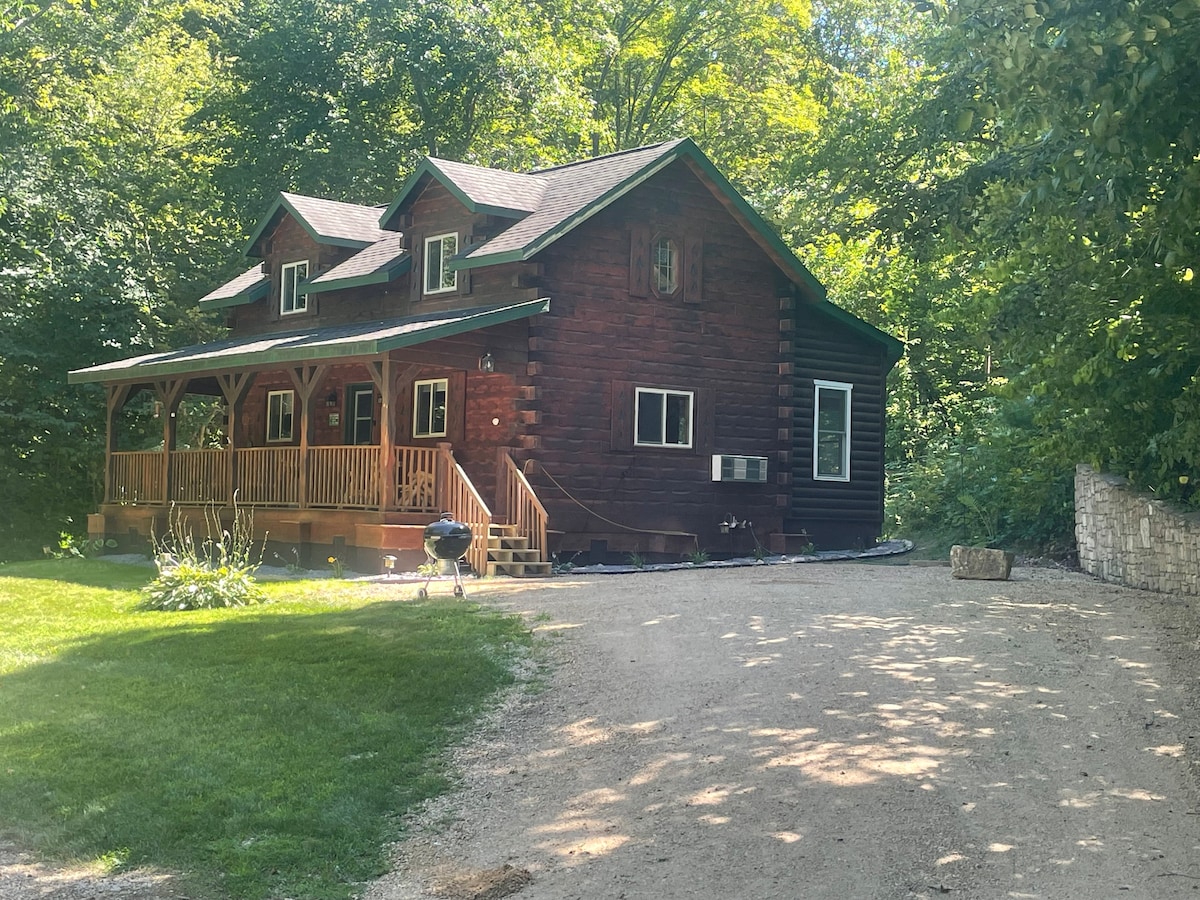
[345,385,374,445]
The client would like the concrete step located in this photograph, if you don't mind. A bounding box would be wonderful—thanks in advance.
[485,560,554,577]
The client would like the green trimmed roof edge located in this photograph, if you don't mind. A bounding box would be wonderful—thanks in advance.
[243,193,378,257]
[67,299,550,385]
[301,256,412,295]
[379,161,536,229]
[454,138,827,304]
[197,277,270,311]
[810,301,905,369]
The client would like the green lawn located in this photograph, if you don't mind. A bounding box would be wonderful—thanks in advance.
[0,559,534,899]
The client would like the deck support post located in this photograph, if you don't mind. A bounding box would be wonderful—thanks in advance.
[154,378,187,504]
[287,364,327,509]
[216,372,256,504]
[369,357,398,511]
[103,384,133,503]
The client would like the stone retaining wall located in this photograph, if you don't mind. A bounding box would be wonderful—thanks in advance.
[1075,463,1200,595]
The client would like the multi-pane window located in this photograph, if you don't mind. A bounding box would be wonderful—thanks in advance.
[413,378,448,438]
[424,233,458,294]
[814,380,852,481]
[266,390,295,443]
[280,261,309,314]
[653,237,677,294]
[635,387,693,448]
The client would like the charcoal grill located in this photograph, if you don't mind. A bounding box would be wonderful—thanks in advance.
[417,513,472,599]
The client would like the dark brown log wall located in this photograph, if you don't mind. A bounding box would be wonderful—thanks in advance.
[788,305,889,548]
[519,160,791,558]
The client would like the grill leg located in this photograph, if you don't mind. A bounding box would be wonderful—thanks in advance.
[452,559,466,598]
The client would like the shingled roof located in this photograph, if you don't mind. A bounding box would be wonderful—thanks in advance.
[197,264,270,311]
[245,193,393,256]
[377,138,826,301]
[69,300,550,383]
[304,234,410,295]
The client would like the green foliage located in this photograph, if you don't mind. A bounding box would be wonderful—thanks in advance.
[44,534,119,560]
[142,503,265,611]
[626,551,647,569]
[0,559,532,900]
[888,400,1076,552]
[686,548,710,564]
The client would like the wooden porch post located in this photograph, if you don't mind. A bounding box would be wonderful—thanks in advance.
[155,378,186,504]
[287,365,327,508]
[103,384,132,503]
[369,357,397,511]
[494,446,511,524]
[216,371,256,504]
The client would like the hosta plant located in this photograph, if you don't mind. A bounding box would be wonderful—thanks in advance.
[142,499,266,611]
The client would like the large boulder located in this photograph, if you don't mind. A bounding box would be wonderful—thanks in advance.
[951,545,1015,580]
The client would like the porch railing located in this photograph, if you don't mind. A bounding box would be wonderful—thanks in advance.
[109,451,165,505]
[396,446,440,513]
[170,449,229,504]
[439,448,492,576]
[308,446,379,508]
[107,447,523,574]
[236,447,301,506]
[499,454,548,561]
[108,445,459,514]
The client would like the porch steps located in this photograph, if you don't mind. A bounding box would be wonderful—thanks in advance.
[486,524,552,578]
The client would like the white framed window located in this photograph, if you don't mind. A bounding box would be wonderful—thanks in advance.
[653,237,678,295]
[635,387,693,448]
[423,233,458,294]
[814,380,852,481]
[413,378,448,438]
[266,390,295,443]
[280,260,309,315]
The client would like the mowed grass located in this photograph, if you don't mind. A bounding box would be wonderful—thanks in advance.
[0,559,534,899]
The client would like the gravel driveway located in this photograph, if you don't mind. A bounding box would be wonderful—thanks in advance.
[368,562,1200,900]
[6,562,1200,899]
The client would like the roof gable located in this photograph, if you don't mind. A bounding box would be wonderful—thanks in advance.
[245,192,393,257]
[379,158,548,227]
[453,139,828,303]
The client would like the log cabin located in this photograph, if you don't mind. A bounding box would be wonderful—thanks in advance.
[69,138,903,574]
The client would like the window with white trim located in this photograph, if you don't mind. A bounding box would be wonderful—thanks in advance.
[813,380,852,481]
[653,237,678,294]
[423,233,458,294]
[413,378,448,438]
[266,390,295,443]
[280,260,309,314]
[635,387,693,448]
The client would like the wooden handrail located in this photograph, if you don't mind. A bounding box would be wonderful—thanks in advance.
[438,447,492,576]
[500,454,548,560]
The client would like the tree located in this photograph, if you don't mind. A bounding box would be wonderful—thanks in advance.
[0,0,232,558]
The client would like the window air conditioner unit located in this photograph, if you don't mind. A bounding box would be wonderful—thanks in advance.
[711,454,768,483]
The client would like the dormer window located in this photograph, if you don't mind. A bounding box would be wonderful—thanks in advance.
[280,260,309,314]
[424,232,458,294]
[653,237,678,295]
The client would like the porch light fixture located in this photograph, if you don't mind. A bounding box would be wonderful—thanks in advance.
[325,391,338,407]
[478,352,495,373]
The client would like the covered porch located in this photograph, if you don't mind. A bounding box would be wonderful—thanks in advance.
[70,301,551,575]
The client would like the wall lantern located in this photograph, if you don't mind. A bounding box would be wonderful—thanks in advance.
[325,391,338,407]
[478,352,495,373]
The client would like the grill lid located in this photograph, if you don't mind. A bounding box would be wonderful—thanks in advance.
[423,513,472,559]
